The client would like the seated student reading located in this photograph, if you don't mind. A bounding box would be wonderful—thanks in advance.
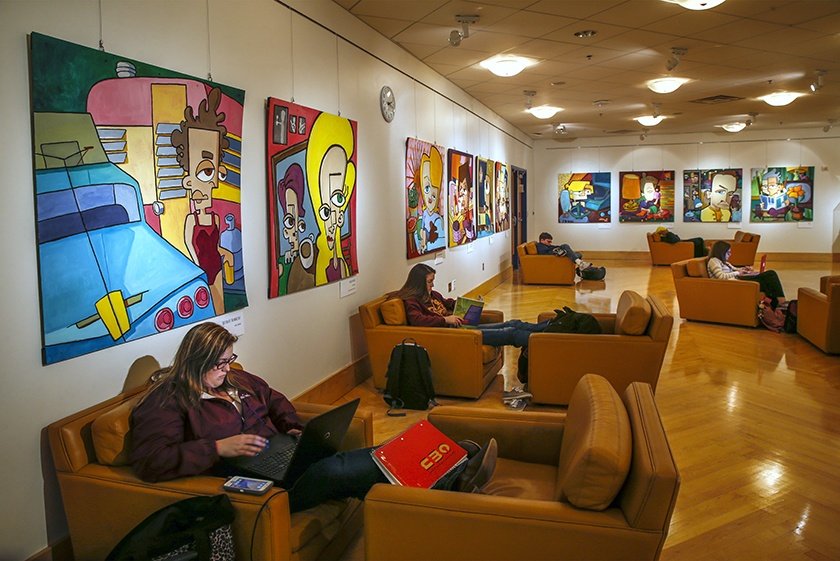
[129,322,498,512]
[707,241,786,309]
[534,232,591,270]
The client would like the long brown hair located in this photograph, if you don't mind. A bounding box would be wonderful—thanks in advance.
[709,240,731,262]
[390,263,435,303]
[146,322,242,409]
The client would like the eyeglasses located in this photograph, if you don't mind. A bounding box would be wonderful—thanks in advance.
[214,353,238,369]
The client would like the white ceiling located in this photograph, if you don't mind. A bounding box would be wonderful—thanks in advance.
[332,0,840,140]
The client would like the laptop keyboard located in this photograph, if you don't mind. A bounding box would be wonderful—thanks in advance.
[248,444,295,480]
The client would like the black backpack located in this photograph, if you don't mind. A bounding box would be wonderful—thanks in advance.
[577,265,607,281]
[544,307,602,334]
[783,299,798,334]
[383,339,437,416]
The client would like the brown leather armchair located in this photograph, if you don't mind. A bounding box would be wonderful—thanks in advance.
[528,290,673,405]
[517,242,576,285]
[704,231,761,266]
[646,231,695,265]
[671,257,760,327]
[47,384,372,561]
[797,275,840,354]
[359,296,503,398]
[364,374,680,561]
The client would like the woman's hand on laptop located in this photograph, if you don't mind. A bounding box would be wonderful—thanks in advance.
[215,434,269,458]
[287,428,302,437]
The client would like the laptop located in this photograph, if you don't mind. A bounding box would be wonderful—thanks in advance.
[224,398,360,486]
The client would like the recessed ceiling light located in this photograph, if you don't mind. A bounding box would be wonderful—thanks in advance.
[647,77,689,94]
[662,0,726,10]
[574,30,597,38]
[719,122,747,133]
[480,55,535,77]
[759,92,803,107]
[527,105,563,119]
[635,115,665,127]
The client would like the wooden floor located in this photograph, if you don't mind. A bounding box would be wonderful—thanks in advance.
[337,259,840,561]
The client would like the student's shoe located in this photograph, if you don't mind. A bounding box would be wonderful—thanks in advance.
[502,389,532,402]
[576,260,592,271]
[457,439,481,459]
[505,398,528,411]
[456,438,498,493]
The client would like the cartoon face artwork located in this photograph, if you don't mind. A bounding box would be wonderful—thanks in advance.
[701,172,737,222]
[421,155,439,215]
[184,128,226,211]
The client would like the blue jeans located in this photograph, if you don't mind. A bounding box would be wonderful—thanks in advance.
[477,319,550,348]
[289,446,469,512]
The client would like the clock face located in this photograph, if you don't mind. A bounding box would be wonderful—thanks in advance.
[380,86,395,122]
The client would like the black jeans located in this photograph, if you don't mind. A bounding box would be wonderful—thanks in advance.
[739,270,785,305]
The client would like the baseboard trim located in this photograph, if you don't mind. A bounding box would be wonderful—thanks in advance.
[294,355,371,404]
[27,538,72,561]
[583,251,837,263]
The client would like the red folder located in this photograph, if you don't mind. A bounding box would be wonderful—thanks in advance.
[372,421,468,488]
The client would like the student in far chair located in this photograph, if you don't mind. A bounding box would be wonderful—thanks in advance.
[535,232,591,270]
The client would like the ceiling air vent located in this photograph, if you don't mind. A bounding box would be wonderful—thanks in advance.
[690,94,744,104]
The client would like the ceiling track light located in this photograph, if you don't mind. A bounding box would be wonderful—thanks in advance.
[640,129,649,141]
[554,124,567,135]
[665,47,687,71]
[824,119,837,133]
[448,14,479,47]
[810,70,826,93]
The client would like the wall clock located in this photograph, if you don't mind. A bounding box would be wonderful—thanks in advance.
[380,85,396,123]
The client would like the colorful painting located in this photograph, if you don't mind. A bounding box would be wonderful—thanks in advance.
[266,99,358,297]
[447,149,476,247]
[406,138,446,258]
[749,167,814,222]
[683,169,743,222]
[618,171,675,222]
[495,161,511,232]
[475,157,495,238]
[557,172,611,223]
[30,33,248,365]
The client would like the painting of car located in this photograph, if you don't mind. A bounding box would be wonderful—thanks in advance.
[34,112,215,364]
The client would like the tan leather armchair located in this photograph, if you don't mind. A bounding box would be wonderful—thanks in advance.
[797,275,840,354]
[359,296,503,398]
[671,257,760,327]
[47,384,372,561]
[517,242,576,285]
[704,231,761,266]
[647,231,695,265]
[364,374,680,561]
[528,290,673,405]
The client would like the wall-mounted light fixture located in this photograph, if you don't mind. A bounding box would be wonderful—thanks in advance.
[480,54,535,77]
[448,15,478,47]
[647,77,689,94]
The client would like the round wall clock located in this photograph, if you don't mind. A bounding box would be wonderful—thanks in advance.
[380,85,396,123]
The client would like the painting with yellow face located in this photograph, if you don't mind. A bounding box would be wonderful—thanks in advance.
[447,149,476,247]
[682,168,742,223]
[405,138,446,258]
[266,98,358,297]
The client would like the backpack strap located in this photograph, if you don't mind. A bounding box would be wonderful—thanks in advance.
[383,344,407,416]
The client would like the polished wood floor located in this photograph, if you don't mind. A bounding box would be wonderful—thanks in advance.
[338,258,840,561]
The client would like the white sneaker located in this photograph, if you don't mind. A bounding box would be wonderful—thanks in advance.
[576,260,592,270]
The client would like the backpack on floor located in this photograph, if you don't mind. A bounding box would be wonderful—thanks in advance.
[758,298,785,333]
[577,265,607,281]
[783,299,798,334]
[383,338,437,416]
[544,307,602,335]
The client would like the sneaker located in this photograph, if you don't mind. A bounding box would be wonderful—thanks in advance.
[456,438,498,493]
[576,260,592,270]
[505,398,528,411]
[502,389,532,402]
[457,439,481,459]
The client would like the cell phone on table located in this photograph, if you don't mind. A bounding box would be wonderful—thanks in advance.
[223,475,274,495]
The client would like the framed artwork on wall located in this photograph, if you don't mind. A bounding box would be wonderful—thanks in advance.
[406,138,446,258]
[447,149,476,247]
[749,167,814,222]
[618,170,675,222]
[683,169,743,223]
[494,161,511,232]
[475,156,496,238]
[29,32,248,364]
[266,98,358,298]
[557,172,611,223]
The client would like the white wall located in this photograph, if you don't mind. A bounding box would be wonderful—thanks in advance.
[530,133,840,253]
[0,1,531,558]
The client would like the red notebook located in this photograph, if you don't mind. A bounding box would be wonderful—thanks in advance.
[372,421,468,488]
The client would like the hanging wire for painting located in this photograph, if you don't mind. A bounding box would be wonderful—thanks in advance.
[206,0,213,81]
[413,80,418,140]
[289,11,295,102]
[98,0,104,50]
[433,95,437,145]
[335,34,341,116]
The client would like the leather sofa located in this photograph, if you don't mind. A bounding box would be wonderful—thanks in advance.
[528,290,673,405]
[671,257,760,327]
[47,383,372,561]
[704,231,761,266]
[516,242,576,285]
[797,275,840,354]
[364,374,680,561]
[359,296,503,398]
[646,231,696,265]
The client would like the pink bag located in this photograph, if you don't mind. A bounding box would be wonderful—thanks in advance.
[758,298,785,332]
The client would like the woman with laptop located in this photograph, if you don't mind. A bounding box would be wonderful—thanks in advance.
[130,322,496,512]
[707,241,786,309]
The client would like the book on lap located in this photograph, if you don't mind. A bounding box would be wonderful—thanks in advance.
[371,421,468,488]
[453,296,484,326]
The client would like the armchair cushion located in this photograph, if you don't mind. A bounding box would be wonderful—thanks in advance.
[615,291,652,335]
[524,241,538,255]
[556,374,632,510]
[380,298,407,325]
[686,258,708,278]
[92,395,140,466]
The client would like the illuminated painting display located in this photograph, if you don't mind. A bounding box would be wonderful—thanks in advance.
[406,138,446,258]
[557,172,611,223]
[749,167,814,222]
[475,157,495,238]
[683,169,742,222]
[30,33,248,364]
[494,161,511,232]
[618,170,675,222]
[266,98,358,297]
[447,149,476,247]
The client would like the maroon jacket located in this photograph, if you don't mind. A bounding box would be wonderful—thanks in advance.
[403,290,455,327]
[129,369,303,482]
